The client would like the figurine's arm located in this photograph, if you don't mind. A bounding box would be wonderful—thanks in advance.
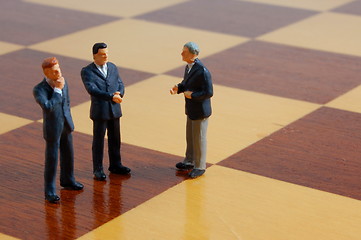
[33,86,62,112]
[111,68,124,103]
[81,68,113,101]
[170,84,178,95]
[64,81,71,105]
[170,80,186,95]
[117,72,125,98]
[177,82,186,93]
[188,68,213,101]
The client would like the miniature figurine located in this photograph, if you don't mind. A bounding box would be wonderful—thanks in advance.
[170,42,213,178]
[81,42,131,181]
[33,57,84,203]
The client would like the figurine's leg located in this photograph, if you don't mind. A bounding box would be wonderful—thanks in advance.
[44,140,59,195]
[107,118,122,168]
[192,118,208,170]
[184,117,194,165]
[92,120,107,173]
[59,129,75,185]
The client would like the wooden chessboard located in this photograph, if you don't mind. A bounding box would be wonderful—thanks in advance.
[1,0,361,239]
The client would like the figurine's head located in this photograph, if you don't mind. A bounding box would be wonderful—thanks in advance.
[42,57,62,81]
[182,42,200,63]
[93,42,108,66]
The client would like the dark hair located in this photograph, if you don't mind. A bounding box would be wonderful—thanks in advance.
[42,57,58,70]
[92,42,107,55]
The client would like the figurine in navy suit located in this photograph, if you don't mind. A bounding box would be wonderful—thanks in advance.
[33,57,83,203]
[170,42,213,178]
[81,43,131,181]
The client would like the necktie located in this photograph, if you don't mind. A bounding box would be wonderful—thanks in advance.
[100,65,107,77]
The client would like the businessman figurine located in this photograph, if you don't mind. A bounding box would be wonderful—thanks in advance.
[81,42,131,181]
[170,42,213,178]
[33,57,83,203]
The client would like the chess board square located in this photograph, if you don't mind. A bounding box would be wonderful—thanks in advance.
[219,107,361,200]
[0,41,24,56]
[258,12,361,57]
[70,101,92,135]
[71,75,319,164]
[241,0,355,11]
[79,166,361,240]
[326,85,361,113]
[333,0,361,16]
[24,0,188,18]
[29,19,247,74]
[0,122,188,239]
[0,113,32,134]
[0,233,19,240]
[0,49,151,121]
[0,49,90,120]
[167,41,361,104]
[0,0,119,45]
[136,0,317,38]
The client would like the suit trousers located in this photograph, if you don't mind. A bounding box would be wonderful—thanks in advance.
[44,125,75,194]
[184,117,209,170]
[92,118,122,172]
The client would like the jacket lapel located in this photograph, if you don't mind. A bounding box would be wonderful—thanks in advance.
[92,63,106,80]
[42,78,54,92]
[184,60,201,82]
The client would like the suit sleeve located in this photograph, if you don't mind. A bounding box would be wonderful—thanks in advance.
[116,69,125,98]
[177,82,185,93]
[65,82,71,104]
[81,68,113,101]
[33,85,62,112]
[191,68,213,101]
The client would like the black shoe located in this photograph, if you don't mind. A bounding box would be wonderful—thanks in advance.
[94,171,106,181]
[109,166,131,175]
[45,193,60,203]
[189,169,205,178]
[175,162,194,170]
[60,181,84,190]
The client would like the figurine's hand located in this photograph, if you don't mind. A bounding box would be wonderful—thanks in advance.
[112,94,122,103]
[170,85,178,95]
[184,91,192,99]
[54,77,65,89]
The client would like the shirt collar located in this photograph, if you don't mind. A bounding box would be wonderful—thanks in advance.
[95,62,107,69]
[45,77,55,88]
[187,58,198,69]
[187,62,195,71]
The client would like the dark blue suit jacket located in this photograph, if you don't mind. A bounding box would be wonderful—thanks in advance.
[33,79,74,141]
[81,62,124,120]
[177,59,213,120]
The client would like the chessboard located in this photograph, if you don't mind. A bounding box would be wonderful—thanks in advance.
[1,0,361,239]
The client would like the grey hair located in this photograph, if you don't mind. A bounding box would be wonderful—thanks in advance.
[184,42,200,55]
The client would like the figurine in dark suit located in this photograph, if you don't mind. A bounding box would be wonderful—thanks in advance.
[33,57,83,203]
[81,43,131,181]
[170,42,213,178]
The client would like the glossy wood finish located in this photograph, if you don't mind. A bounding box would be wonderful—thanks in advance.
[167,41,361,104]
[136,0,317,37]
[0,49,154,121]
[79,166,361,240]
[219,107,361,200]
[0,0,119,45]
[1,0,361,239]
[0,123,189,239]
[333,0,361,15]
